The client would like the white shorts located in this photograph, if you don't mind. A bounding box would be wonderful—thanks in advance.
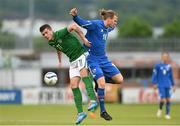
[69,52,88,78]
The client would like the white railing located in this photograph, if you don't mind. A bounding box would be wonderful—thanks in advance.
[107,38,180,52]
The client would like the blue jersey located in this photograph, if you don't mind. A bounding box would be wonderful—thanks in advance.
[73,15,120,81]
[152,62,174,88]
[73,15,114,57]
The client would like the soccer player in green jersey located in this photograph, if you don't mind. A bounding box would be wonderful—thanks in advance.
[39,23,98,124]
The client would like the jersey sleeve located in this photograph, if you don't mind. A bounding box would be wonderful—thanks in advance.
[169,67,175,86]
[73,15,96,30]
[152,65,158,84]
[55,27,69,39]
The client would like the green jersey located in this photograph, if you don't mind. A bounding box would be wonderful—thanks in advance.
[48,27,86,62]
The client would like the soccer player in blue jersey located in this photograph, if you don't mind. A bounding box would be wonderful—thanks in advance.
[70,8,123,121]
[152,52,176,119]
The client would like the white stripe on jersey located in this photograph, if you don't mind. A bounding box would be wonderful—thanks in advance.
[81,23,92,27]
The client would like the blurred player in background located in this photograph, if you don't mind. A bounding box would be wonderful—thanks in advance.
[39,23,98,124]
[70,8,123,121]
[152,52,176,119]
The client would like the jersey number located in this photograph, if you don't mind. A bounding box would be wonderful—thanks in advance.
[103,33,107,40]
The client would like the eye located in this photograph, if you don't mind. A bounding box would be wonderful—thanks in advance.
[43,31,48,36]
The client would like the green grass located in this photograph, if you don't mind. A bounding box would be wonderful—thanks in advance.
[0,103,180,125]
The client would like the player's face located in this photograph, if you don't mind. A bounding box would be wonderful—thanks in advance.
[161,53,170,63]
[107,15,118,28]
[41,28,53,41]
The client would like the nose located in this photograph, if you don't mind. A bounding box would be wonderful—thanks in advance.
[45,34,48,38]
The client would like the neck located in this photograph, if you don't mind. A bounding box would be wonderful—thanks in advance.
[163,61,168,64]
[50,33,55,40]
[103,20,109,28]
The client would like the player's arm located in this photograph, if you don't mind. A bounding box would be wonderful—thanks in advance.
[57,50,62,67]
[67,23,91,47]
[170,67,176,92]
[69,8,96,30]
[152,65,158,90]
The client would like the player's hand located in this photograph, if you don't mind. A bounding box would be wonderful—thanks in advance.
[172,86,176,93]
[83,38,91,47]
[154,88,158,95]
[69,8,78,16]
[153,85,157,90]
[153,85,158,94]
[58,63,62,69]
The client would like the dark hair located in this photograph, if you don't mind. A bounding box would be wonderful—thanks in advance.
[39,24,52,32]
[161,51,169,56]
[99,9,118,20]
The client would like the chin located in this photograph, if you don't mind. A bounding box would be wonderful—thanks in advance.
[48,37,52,41]
[110,26,115,28]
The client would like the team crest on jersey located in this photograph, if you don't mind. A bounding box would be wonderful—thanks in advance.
[58,40,62,43]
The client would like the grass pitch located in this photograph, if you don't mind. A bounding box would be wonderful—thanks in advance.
[0,103,180,125]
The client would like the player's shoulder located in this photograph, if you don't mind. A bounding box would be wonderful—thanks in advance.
[55,27,67,32]
[166,64,172,69]
[55,27,69,35]
[90,20,103,25]
[154,62,162,68]
[162,62,172,68]
[91,19,102,23]
[155,62,161,66]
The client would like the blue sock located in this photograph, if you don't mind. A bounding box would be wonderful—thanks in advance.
[166,101,171,115]
[159,101,164,110]
[97,88,106,113]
